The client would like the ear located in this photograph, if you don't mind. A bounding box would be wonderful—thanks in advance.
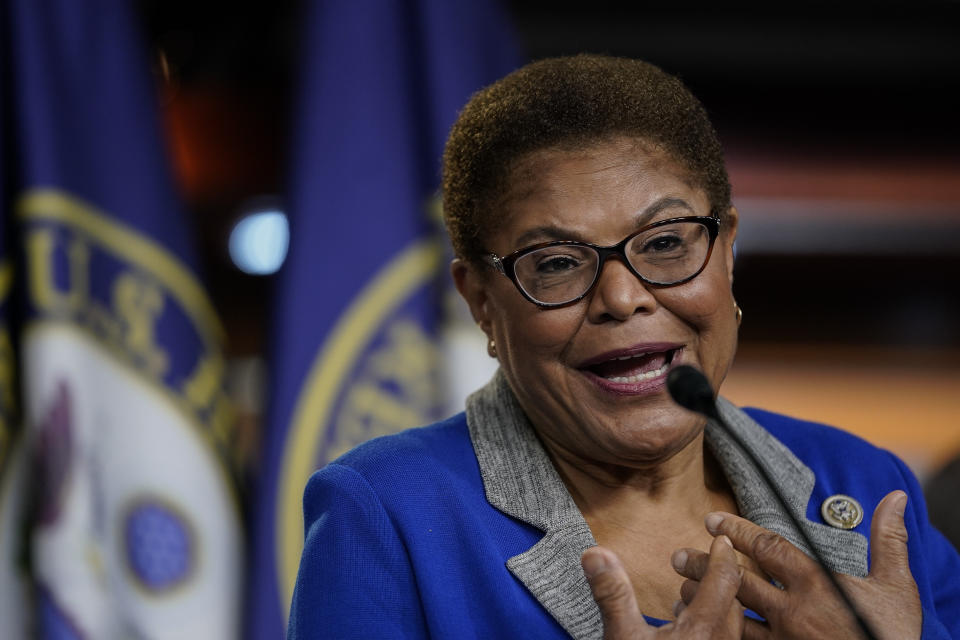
[722,206,739,284]
[451,258,494,338]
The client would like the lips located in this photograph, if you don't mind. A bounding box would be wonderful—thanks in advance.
[578,344,681,385]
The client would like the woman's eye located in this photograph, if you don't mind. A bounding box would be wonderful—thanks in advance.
[536,255,581,273]
[643,234,683,252]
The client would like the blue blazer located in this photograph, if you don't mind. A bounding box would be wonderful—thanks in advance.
[288,407,960,639]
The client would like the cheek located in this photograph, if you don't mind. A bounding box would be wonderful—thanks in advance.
[666,272,734,324]
[495,301,582,358]
[663,271,738,386]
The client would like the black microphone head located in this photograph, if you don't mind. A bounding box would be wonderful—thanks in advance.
[667,365,719,420]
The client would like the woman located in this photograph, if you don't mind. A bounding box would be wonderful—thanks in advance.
[287,55,960,639]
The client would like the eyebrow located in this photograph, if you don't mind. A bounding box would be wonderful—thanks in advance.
[511,196,697,249]
[637,197,695,225]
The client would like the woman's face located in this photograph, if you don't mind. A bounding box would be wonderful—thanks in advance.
[453,137,739,467]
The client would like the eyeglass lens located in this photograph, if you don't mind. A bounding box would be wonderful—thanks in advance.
[512,220,711,305]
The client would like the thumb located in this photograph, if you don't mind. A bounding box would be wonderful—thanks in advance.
[868,490,912,584]
[582,546,650,639]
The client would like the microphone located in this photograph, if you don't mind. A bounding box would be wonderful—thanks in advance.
[666,364,877,640]
[665,364,720,422]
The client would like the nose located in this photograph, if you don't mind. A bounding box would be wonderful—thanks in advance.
[586,255,658,322]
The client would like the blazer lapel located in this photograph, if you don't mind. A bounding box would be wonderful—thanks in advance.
[464,372,870,640]
[466,370,603,639]
[710,398,869,577]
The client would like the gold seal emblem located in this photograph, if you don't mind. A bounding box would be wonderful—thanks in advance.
[820,494,864,529]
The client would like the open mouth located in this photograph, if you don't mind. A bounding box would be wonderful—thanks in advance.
[581,347,680,384]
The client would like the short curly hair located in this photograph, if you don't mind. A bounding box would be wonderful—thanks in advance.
[442,54,732,265]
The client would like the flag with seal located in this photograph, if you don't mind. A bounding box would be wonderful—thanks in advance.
[247,0,520,636]
[0,0,244,637]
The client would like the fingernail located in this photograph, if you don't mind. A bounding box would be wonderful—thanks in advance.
[720,535,733,548]
[893,490,908,516]
[705,512,725,534]
[671,549,688,572]
[581,550,608,578]
[673,599,686,617]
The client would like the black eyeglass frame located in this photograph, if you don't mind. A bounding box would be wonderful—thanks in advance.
[484,215,722,308]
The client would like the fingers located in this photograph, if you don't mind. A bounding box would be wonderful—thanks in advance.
[742,618,772,640]
[674,535,743,630]
[672,548,709,581]
[581,546,650,639]
[675,548,787,616]
[675,535,744,638]
[705,511,816,588]
[868,491,912,585]
[679,578,774,640]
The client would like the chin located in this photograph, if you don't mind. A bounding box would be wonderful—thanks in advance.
[594,409,704,463]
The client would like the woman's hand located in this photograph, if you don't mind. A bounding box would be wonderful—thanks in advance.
[582,535,744,640]
[672,490,922,640]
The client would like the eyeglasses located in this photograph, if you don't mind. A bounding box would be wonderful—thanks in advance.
[485,215,721,308]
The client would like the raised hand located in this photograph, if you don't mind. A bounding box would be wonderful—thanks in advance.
[582,534,744,640]
[672,490,921,640]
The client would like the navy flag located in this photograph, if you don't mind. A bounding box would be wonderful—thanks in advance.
[248,0,520,636]
[1,0,243,637]
[0,15,28,629]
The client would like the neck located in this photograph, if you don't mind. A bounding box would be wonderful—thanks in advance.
[539,429,730,522]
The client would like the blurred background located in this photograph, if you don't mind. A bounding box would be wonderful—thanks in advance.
[143,0,960,475]
[2,1,958,638]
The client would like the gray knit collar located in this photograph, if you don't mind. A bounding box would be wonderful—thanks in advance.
[465,369,867,640]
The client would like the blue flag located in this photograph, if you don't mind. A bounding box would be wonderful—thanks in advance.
[1,0,243,637]
[248,0,520,636]
[0,8,28,630]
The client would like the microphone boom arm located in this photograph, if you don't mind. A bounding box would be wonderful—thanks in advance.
[666,364,878,640]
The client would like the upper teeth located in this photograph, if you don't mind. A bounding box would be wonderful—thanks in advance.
[616,353,646,360]
[607,361,670,383]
